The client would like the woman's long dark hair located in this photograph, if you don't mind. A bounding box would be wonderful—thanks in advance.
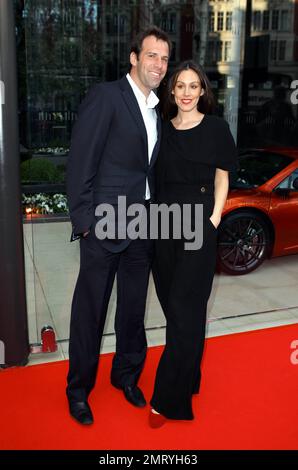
[160,60,215,120]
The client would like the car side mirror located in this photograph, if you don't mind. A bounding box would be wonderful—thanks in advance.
[274,187,290,197]
[274,188,291,199]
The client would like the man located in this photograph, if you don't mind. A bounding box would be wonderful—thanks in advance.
[66,27,171,425]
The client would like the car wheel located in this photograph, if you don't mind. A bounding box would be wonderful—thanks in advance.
[217,211,271,275]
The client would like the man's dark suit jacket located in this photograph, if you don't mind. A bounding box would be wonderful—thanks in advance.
[66,76,161,252]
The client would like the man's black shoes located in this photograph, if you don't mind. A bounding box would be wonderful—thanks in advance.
[111,381,147,408]
[69,401,94,425]
[68,385,146,424]
[123,385,147,407]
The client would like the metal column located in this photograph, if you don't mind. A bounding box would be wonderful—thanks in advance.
[0,0,29,366]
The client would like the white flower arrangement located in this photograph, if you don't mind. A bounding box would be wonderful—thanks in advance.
[22,193,68,215]
[34,147,69,155]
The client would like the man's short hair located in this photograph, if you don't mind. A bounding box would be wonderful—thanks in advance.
[130,26,172,59]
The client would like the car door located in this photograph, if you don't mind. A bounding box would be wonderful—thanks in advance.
[269,166,298,255]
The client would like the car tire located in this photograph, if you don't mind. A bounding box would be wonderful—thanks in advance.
[217,211,271,275]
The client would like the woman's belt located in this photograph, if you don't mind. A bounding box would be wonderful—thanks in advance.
[163,182,215,195]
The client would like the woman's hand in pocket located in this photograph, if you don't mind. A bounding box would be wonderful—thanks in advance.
[209,214,221,229]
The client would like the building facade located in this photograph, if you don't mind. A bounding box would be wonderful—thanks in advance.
[15,0,298,156]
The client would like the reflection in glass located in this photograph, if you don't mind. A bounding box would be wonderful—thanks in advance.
[14,0,298,182]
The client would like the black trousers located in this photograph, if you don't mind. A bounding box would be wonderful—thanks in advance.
[150,198,218,420]
[66,227,154,403]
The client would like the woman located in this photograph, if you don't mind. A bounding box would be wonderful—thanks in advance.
[149,61,238,427]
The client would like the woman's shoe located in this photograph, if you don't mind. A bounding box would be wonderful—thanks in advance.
[149,409,167,428]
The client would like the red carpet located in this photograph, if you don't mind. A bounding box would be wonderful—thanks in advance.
[0,324,298,450]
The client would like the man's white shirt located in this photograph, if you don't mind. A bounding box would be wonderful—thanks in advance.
[126,73,159,200]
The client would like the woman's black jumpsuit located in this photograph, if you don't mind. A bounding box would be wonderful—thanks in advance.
[150,115,238,420]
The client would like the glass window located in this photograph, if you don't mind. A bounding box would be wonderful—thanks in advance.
[14,0,298,345]
[276,168,298,190]
[216,40,223,62]
[224,41,231,62]
[120,15,126,35]
[106,15,111,35]
[15,0,298,181]
[270,40,278,61]
[279,41,286,61]
[209,11,215,32]
[280,10,289,31]
[226,12,232,31]
[272,10,279,30]
[217,12,224,31]
[113,14,118,34]
[169,13,176,33]
[161,13,167,32]
[262,10,269,30]
[253,11,261,31]
[230,152,294,189]
[207,41,215,64]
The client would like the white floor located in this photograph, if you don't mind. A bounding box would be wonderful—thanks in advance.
[23,221,298,366]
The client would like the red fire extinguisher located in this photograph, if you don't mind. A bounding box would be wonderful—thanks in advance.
[41,325,57,353]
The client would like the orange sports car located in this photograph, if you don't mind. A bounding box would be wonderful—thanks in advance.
[218,148,298,275]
